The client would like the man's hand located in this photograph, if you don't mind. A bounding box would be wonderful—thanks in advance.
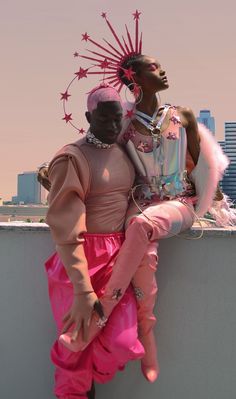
[61,292,104,342]
[37,166,51,191]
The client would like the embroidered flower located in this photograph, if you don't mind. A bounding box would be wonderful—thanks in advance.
[134,287,144,300]
[122,127,136,142]
[137,141,150,152]
[167,132,177,140]
[96,316,108,329]
[170,115,181,125]
[111,288,122,300]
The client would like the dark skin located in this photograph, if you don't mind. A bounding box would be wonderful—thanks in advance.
[85,101,123,144]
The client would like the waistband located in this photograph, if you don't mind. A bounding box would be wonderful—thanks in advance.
[83,232,124,238]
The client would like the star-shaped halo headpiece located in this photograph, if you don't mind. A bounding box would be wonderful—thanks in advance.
[61,10,143,132]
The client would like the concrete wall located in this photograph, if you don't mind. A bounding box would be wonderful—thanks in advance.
[0,224,236,399]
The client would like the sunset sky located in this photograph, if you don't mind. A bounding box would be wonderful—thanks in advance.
[1,0,235,200]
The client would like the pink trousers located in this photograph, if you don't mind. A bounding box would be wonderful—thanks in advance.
[45,233,144,399]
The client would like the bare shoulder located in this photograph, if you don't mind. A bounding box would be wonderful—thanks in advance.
[175,106,197,129]
[177,106,194,123]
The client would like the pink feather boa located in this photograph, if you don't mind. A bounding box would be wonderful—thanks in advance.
[189,123,229,216]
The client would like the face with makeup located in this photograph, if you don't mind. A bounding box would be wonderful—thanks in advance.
[132,55,169,94]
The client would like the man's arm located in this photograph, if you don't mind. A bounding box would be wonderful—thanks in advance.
[46,154,101,341]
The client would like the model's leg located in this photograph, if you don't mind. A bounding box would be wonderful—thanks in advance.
[104,199,194,300]
[131,242,159,382]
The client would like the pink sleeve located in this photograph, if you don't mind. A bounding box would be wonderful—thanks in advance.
[46,154,88,272]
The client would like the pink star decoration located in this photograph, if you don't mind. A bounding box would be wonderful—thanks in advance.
[122,67,136,81]
[125,109,134,119]
[60,91,71,101]
[101,12,107,18]
[73,52,79,57]
[79,128,85,134]
[82,32,90,42]
[133,84,141,99]
[75,67,88,79]
[62,113,73,123]
[133,10,141,20]
[99,59,110,69]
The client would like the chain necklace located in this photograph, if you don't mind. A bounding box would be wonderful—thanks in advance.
[86,131,113,149]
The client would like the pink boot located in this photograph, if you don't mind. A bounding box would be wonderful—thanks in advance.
[132,242,160,382]
[140,330,160,383]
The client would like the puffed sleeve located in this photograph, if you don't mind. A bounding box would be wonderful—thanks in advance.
[46,154,87,246]
[46,152,92,291]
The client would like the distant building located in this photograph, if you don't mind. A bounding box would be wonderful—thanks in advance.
[219,122,236,201]
[12,171,45,205]
[0,197,3,206]
[218,141,226,191]
[197,110,215,134]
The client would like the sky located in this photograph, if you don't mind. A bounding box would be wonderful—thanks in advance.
[1,0,236,200]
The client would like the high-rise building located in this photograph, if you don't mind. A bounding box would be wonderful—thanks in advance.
[218,140,226,191]
[197,110,215,134]
[12,171,42,204]
[219,122,236,201]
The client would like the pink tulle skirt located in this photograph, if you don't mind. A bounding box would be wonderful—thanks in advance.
[45,232,144,398]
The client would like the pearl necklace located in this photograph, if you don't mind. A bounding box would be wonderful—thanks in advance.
[86,131,113,149]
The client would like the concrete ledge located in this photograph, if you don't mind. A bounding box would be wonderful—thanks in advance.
[1,221,236,236]
[0,226,236,399]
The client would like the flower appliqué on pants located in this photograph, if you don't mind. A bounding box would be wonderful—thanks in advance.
[111,288,122,300]
[134,287,144,300]
[96,316,108,329]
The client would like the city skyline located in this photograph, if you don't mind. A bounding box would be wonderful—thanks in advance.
[1,0,236,200]
[220,122,236,201]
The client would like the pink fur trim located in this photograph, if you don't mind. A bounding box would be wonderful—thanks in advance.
[190,124,229,216]
[208,195,236,226]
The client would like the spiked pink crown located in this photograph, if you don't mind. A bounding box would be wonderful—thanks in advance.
[61,10,143,132]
